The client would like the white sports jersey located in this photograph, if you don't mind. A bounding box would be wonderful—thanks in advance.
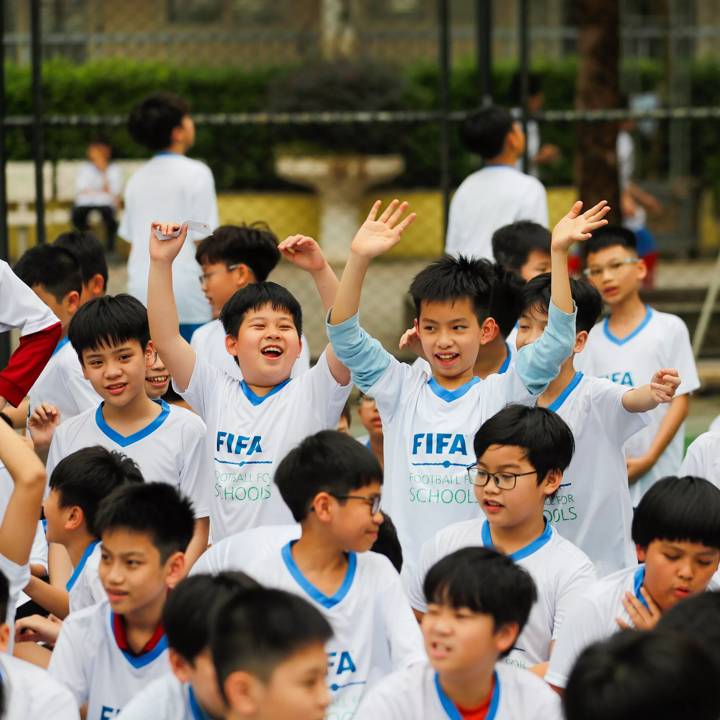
[543,372,646,575]
[709,415,720,433]
[0,654,79,720]
[0,553,30,653]
[0,259,59,336]
[680,431,720,488]
[49,600,170,718]
[405,519,595,668]
[546,565,647,688]
[580,307,700,505]
[67,541,104,613]
[412,341,515,379]
[28,337,100,421]
[46,400,209,518]
[191,318,311,380]
[355,661,562,720]
[116,674,198,720]
[177,351,351,540]
[190,525,425,718]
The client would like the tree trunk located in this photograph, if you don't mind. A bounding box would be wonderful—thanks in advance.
[575,0,622,223]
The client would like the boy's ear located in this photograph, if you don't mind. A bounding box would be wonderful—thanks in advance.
[636,544,648,563]
[636,257,648,282]
[541,468,563,497]
[64,290,81,316]
[232,264,254,289]
[479,317,500,346]
[65,505,85,532]
[168,647,193,684]
[144,340,156,368]
[311,492,334,523]
[573,330,589,354]
[87,274,106,299]
[224,671,262,714]
[494,621,520,656]
[225,333,239,359]
[0,623,9,654]
[163,550,187,590]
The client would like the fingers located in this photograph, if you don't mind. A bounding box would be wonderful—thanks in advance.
[566,201,584,218]
[365,200,383,223]
[396,212,417,234]
[387,201,409,228]
[378,199,401,224]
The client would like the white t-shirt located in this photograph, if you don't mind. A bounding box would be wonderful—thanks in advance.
[27,337,100,422]
[405,519,596,668]
[543,372,647,576]
[579,307,700,505]
[75,162,123,208]
[355,661,562,720]
[177,352,351,541]
[680,431,720,488]
[0,654,79,720]
[190,318,311,380]
[191,525,425,718]
[445,165,548,260]
[0,259,59,337]
[46,400,209,518]
[67,541,104,614]
[49,600,170,718]
[546,565,647,688]
[119,153,218,324]
[116,674,198,720]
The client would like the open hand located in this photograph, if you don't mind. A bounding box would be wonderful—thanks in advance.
[649,368,680,404]
[552,200,610,253]
[617,587,661,631]
[15,613,63,645]
[350,199,416,259]
[28,402,61,451]
[278,235,328,273]
[399,326,424,359]
[149,222,188,264]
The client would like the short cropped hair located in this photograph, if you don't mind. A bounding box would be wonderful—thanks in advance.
[275,430,382,522]
[510,71,543,103]
[371,512,402,573]
[473,404,575,484]
[195,224,280,282]
[0,570,9,627]
[583,225,638,258]
[491,221,551,273]
[13,245,82,302]
[212,587,333,691]
[564,630,720,720]
[488,263,524,338]
[164,572,261,662]
[94,482,195,562]
[54,230,108,291]
[68,294,150,363]
[632,476,720,550]
[220,281,302,338]
[128,92,190,152]
[49,446,144,537]
[521,272,602,334]
[423,547,536,654]
[460,106,514,160]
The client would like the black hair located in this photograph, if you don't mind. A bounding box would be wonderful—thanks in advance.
[0,570,9,627]
[68,294,150,363]
[49,446,144,537]
[13,244,82,303]
[459,106,514,160]
[275,430,382,522]
[509,71,543,104]
[632,476,720,550]
[164,572,261,662]
[212,587,333,691]
[371,512,402,572]
[491,221,551,274]
[94,482,195,562]
[583,225,638,258]
[54,230,108,290]
[488,263,524,338]
[195,224,280,283]
[340,401,352,429]
[521,272,602,334]
[423,547,536,656]
[128,92,190,152]
[473,404,574,484]
[220,281,302,338]
[564,630,720,720]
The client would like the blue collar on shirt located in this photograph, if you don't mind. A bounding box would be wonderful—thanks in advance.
[634,565,650,609]
[281,541,356,609]
[427,376,481,403]
[239,378,292,406]
[603,305,653,346]
[434,671,500,720]
[95,399,171,447]
[188,685,211,720]
[498,343,512,375]
[547,371,584,412]
[66,540,99,592]
[482,520,553,562]
[109,611,168,669]
[52,336,70,357]
[153,150,181,157]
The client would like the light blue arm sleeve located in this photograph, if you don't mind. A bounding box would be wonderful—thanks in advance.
[515,300,576,395]
[326,311,392,393]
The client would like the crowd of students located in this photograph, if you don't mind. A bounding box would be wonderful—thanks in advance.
[0,91,718,720]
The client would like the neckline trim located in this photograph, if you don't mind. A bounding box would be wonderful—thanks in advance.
[109,611,168,669]
[427,375,481,403]
[66,540,99,592]
[482,520,553,562]
[603,305,653,346]
[239,378,292,406]
[633,565,650,610]
[95,399,170,448]
[547,372,584,412]
[434,670,500,720]
[52,336,70,357]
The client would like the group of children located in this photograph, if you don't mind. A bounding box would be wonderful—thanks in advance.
[0,93,717,720]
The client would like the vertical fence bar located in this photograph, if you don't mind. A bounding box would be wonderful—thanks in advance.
[0,0,9,367]
[518,0,530,171]
[438,0,451,237]
[30,0,45,244]
[476,0,493,106]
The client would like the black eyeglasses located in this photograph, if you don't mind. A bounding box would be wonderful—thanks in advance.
[331,493,382,515]
[466,465,538,490]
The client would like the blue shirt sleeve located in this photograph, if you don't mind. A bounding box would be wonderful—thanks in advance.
[326,311,391,392]
[515,301,577,395]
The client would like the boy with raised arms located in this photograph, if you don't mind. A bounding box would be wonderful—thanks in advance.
[328,198,610,573]
[405,405,595,672]
[546,475,720,690]
[147,224,351,540]
[356,547,562,719]
[49,482,194,718]
[518,273,680,575]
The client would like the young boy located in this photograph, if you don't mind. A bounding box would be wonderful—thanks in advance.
[147,225,351,540]
[518,273,680,575]
[54,229,108,302]
[32,294,210,565]
[546,475,720,690]
[356,547,562,719]
[212,587,333,720]
[191,223,310,379]
[116,571,259,719]
[405,405,596,671]
[580,226,700,504]
[491,221,551,281]
[356,394,384,468]
[445,106,549,261]
[48,482,194,718]
[122,92,219,340]
[328,198,609,574]
[192,430,425,716]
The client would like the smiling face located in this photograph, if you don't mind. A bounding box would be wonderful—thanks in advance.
[144,352,170,399]
[585,245,646,306]
[323,480,384,553]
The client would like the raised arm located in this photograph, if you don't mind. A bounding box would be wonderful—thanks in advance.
[622,368,680,413]
[147,223,197,391]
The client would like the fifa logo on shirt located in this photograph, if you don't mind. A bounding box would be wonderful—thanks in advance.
[216,432,263,455]
[327,650,364,692]
[100,707,120,719]
[411,433,468,457]
[604,371,635,387]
